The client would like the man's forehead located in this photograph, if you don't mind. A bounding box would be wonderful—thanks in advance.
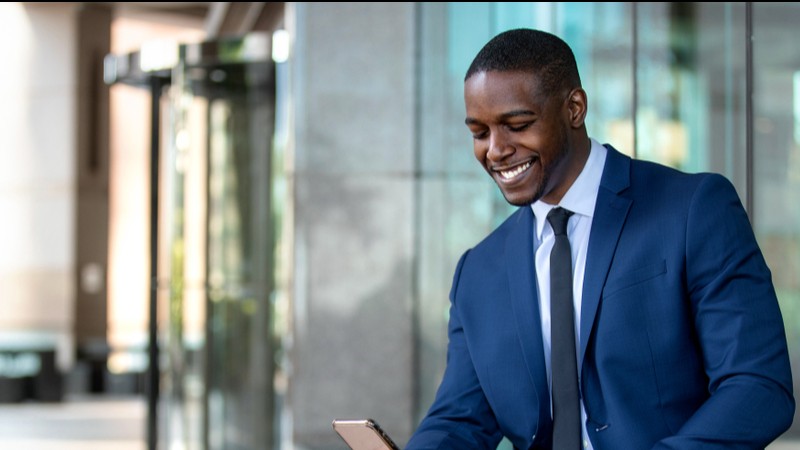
[464,71,545,110]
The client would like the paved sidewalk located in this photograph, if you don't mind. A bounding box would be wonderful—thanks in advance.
[771,442,800,450]
[0,395,796,450]
[0,395,145,450]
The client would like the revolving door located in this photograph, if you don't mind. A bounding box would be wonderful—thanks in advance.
[106,33,278,449]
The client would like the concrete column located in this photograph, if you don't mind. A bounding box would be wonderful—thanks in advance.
[289,3,417,448]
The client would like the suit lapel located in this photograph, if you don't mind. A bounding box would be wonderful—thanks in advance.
[580,146,632,363]
[505,207,551,429]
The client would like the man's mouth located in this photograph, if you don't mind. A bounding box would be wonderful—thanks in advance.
[496,160,533,181]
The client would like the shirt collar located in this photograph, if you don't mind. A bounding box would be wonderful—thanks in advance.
[531,138,607,241]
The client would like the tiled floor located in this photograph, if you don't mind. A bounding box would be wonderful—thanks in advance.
[0,395,145,450]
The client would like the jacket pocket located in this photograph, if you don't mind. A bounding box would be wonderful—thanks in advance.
[602,259,667,298]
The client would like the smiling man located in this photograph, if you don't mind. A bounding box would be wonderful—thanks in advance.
[464,69,587,208]
[405,28,794,450]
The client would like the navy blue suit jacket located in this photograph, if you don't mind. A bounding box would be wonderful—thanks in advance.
[406,146,794,449]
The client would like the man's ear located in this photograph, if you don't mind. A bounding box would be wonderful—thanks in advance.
[567,88,588,128]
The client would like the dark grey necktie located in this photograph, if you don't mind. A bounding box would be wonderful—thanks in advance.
[547,207,581,449]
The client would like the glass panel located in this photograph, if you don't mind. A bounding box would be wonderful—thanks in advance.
[158,77,189,449]
[560,2,635,155]
[753,2,800,443]
[635,2,747,192]
[161,67,209,450]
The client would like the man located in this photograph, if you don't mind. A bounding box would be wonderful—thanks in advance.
[405,28,794,449]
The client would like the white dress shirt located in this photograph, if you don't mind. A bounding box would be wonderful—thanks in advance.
[531,138,607,450]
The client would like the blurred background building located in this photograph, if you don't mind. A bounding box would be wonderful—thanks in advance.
[0,2,799,449]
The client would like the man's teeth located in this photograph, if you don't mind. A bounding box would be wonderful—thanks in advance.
[500,161,531,179]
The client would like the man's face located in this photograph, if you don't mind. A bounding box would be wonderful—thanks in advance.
[464,70,582,206]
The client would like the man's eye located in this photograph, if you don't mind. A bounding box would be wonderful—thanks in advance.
[471,131,488,140]
[508,123,531,132]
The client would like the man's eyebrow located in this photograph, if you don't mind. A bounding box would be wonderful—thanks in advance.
[464,109,537,126]
[499,109,536,120]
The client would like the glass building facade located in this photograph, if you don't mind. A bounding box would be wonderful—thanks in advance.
[414,4,800,447]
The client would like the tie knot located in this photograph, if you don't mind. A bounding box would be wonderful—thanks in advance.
[547,207,573,236]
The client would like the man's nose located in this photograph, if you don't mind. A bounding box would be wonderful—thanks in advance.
[487,132,514,162]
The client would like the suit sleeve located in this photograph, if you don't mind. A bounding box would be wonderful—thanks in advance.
[405,250,503,450]
[653,174,795,449]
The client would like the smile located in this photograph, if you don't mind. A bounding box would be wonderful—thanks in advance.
[498,161,532,180]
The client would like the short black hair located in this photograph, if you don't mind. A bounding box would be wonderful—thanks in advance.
[465,28,581,96]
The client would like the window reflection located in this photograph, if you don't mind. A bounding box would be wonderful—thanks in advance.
[753,2,800,439]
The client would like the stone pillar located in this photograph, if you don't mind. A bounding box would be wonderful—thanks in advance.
[288,3,418,448]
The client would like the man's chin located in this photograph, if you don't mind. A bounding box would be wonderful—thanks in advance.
[495,178,545,207]
[500,190,539,207]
